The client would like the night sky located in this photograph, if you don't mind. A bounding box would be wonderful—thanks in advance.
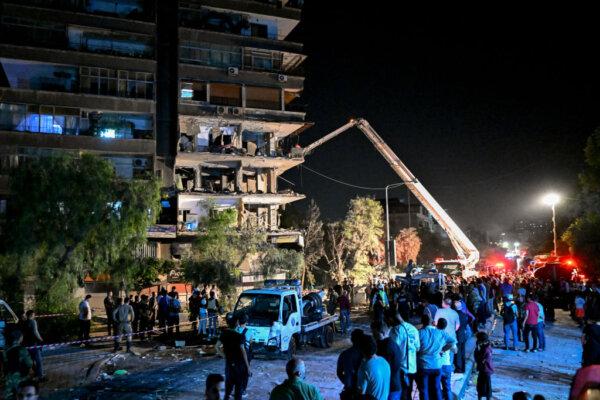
[283,5,600,233]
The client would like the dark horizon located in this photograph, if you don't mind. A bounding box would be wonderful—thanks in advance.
[282,5,599,233]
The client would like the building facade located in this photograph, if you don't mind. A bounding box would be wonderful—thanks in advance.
[0,0,309,260]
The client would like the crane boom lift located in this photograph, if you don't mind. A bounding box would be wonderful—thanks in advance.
[303,118,479,274]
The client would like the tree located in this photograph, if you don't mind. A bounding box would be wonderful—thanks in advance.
[343,197,384,284]
[301,200,324,286]
[4,154,160,312]
[261,247,304,280]
[563,128,600,276]
[323,221,349,283]
[395,227,421,266]
[183,207,267,294]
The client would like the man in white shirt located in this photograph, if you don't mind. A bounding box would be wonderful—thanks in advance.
[434,298,460,341]
[78,294,92,344]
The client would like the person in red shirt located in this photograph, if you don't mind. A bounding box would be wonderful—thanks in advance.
[522,295,540,352]
[338,290,351,335]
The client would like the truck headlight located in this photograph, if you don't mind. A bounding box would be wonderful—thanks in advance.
[267,336,279,346]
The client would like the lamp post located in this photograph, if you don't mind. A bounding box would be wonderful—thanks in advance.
[385,183,405,276]
[541,193,560,257]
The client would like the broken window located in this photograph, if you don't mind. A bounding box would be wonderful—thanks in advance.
[245,86,280,110]
[201,167,236,193]
[180,81,207,101]
[175,167,196,191]
[242,130,269,156]
[210,83,242,107]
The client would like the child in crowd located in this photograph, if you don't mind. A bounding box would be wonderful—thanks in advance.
[474,331,494,400]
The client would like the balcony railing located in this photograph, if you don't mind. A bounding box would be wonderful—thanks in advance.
[4,0,155,21]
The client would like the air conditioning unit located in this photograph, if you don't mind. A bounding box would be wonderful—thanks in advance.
[217,106,227,115]
[229,107,241,116]
[277,74,288,82]
[133,158,149,168]
[228,66,239,76]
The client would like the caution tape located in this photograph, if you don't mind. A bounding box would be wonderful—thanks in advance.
[27,315,219,351]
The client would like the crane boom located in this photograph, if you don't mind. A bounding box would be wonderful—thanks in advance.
[303,118,479,273]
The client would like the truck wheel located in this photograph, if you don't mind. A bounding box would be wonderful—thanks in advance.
[323,325,334,348]
[287,337,297,360]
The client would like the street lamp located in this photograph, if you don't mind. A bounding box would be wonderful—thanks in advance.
[541,193,560,256]
[385,183,405,275]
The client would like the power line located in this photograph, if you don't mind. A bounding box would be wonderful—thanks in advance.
[300,164,391,191]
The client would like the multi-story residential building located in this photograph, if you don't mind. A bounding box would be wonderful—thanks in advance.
[148,0,310,260]
[378,196,439,237]
[0,0,309,261]
[0,0,158,247]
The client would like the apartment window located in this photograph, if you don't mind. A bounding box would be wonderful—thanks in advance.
[67,25,153,58]
[80,67,153,99]
[180,81,207,101]
[86,112,153,139]
[210,83,242,107]
[0,16,65,48]
[0,58,77,93]
[249,23,269,39]
[180,42,242,68]
[0,103,79,135]
[245,86,280,110]
[242,130,269,156]
[243,50,282,72]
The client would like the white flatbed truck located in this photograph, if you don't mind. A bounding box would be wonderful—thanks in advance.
[228,279,338,359]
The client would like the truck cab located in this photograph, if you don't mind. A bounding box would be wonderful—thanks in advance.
[229,279,337,359]
[0,299,18,351]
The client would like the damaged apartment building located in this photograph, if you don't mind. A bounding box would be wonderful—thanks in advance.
[0,0,309,261]
[162,0,310,260]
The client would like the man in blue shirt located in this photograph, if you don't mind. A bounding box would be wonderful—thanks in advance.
[357,335,391,400]
[417,314,456,400]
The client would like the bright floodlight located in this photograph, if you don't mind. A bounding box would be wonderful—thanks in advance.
[502,241,509,248]
[542,193,560,206]
[514,242,520,247]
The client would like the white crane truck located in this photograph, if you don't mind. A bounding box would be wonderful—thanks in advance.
[228,279,338,359]
[303,118,480,277]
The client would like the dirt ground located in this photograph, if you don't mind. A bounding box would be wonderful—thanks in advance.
[463,310,582,400]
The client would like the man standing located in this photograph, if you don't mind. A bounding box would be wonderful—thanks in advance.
[138,295,151,340]
[219,317,251,400]
[113,297,135,353]
[535,298,546,352]
[22,311,44,381]
[104,291,115,336]
[78,294,92,344]
[357,334,391,400]
[522,295,540,352]
[436,318,457,400]
[207,291,220,339]
[389,313,420,400]
[453,299,469,373]
[3,331,32,400]
[270,358,323,400]
[338,290,351,335]
[167,292,181,335]
[502,295,518,350]
[337,329,364,399]
[189,289,201,333]
[434,298,460,341]
[417,314,456,400]
[372,321,402,400]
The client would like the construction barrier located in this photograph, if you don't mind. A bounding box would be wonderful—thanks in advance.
[27,315,217,351]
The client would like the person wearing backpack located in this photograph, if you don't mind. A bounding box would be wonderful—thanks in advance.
[502,295,518,350]
[167,292,181,335]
